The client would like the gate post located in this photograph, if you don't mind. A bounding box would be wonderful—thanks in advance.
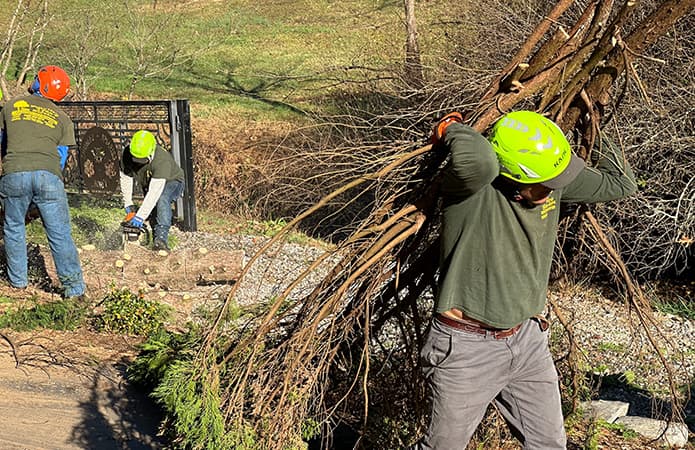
[170,100,197,231]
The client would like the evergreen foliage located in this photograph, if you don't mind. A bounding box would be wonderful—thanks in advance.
[0,298,88,331]
[129,326,264,449]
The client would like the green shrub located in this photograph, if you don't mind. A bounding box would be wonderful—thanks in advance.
[130,329,245,449]
[96,286,170,336]
[152,360,234,450]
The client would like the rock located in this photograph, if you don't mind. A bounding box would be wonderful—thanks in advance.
[157,250,168,257]
[158,291,166,298]
[81,244,96,251]
[615,416,689,448]
[114,260,124,268]
[580,400,629,423]
[198,247,208,255]
[143,268,151,275]
[122,254,132,261]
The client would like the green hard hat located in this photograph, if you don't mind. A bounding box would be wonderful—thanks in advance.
[489,110,583,189]
[129,130,156,160]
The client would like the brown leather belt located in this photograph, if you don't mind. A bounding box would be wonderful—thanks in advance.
[435,313,522,339]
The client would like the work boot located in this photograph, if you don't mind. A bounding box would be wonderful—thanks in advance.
[153,239,169,251]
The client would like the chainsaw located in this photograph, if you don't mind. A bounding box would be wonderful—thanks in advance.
[120,221,151,250]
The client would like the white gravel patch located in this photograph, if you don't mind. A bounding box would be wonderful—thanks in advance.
[170,228,338,306]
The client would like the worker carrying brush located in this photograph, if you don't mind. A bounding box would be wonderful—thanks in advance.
[0,65,86,300]
[119,130,184,252]
[411,111,637,449]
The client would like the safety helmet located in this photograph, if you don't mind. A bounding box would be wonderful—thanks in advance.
[489,110,584,189]
[31,65,70,101]
[129,130,157,161]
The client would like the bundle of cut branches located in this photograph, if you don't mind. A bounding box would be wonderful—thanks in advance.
[185,1,693,448]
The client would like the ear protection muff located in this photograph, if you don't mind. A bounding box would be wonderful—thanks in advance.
[30,77,41,95]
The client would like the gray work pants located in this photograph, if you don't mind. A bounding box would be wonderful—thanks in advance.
[410,316,566,450]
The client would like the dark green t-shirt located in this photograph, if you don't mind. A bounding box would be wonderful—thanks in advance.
[120,144,184,190]
[0,94,75,178]
[436,124,637,328]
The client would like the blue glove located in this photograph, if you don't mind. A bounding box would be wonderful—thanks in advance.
[125,205,137,214]
[57,145,69,170]
[127,216,145,228]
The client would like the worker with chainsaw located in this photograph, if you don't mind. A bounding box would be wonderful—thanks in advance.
[0,65,86,299]
[411,111,637,449]
[120,130,184,251]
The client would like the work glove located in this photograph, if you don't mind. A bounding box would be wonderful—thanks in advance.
[57,145,69,170]
[431,112,464,148]
[127,216,145,229]
[124,205,137,222]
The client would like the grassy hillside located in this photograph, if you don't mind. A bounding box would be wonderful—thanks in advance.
[24,0,435,121]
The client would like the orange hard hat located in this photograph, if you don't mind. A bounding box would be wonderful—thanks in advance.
[33,65,70,101]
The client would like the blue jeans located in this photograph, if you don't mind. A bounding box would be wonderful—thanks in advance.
[149,180,183,244]
[0,171,85,297]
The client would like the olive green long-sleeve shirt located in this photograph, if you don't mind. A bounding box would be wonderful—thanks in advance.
[436,123,637,328]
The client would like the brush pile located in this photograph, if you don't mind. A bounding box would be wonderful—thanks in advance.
[154,1,694,448]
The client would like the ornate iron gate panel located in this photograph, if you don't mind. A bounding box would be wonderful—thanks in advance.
[58,100,196,231]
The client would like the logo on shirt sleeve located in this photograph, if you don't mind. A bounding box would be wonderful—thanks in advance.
[540,196,556,219]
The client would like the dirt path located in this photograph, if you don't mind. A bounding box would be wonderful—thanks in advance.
[0,330,164,450]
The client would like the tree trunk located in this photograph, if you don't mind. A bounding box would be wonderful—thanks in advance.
[404,0,424,89]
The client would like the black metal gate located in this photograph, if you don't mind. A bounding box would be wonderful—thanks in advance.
[58,99,196,231]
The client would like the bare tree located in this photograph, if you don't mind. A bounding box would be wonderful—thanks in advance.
[0,0,51,101]
[114,0,216,99]
[53,5,113,99]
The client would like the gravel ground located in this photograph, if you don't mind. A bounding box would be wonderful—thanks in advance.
[171,227,695,424]
[170,228,334,305]
[551,286,695,423]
